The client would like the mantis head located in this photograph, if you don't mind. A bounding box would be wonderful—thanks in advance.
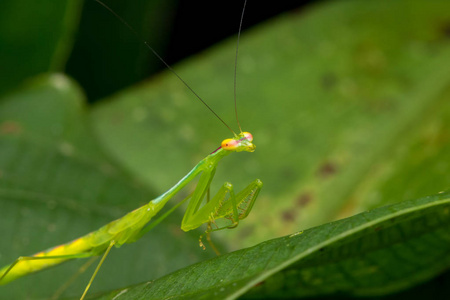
[221,132,255,152]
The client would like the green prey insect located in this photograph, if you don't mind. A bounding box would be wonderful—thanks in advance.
[0,0,261,299]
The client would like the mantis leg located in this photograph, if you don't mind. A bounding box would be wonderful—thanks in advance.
[206,178,262,232]
[80,240,115,300]
[185,178,262,250]
[204,188,222,255]
[51,256,99,300]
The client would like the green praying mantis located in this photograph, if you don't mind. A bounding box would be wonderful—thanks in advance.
[0,0,262,299]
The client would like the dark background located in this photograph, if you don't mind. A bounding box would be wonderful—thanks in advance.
[66,0,313,102]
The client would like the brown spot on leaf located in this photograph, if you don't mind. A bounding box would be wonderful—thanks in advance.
[254,280,265,288]
[281,210,297,223]
[439,21,450,38]
[374,226,383,232]
[296,192,313,208]
[317,161,338,179]
[0,121,22,135]
[321,73,338,90]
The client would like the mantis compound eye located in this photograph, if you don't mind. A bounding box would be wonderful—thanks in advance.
[242,132,253,142]
[221,138,239,150]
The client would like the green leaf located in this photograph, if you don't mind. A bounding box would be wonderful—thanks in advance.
[91,0,450,248]
[2,0,450,299]
[91,192,450,299]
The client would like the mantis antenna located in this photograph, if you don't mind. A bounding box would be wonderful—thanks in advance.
[94,0,248,136]
[234,0,247,133]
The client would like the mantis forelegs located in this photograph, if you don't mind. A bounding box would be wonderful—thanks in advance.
[212,179,263,228]
[188,178,262,250]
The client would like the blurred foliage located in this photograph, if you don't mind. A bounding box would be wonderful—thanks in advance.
[1,0,450,299]
[92,192,450,299]
[0,0,81,95]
